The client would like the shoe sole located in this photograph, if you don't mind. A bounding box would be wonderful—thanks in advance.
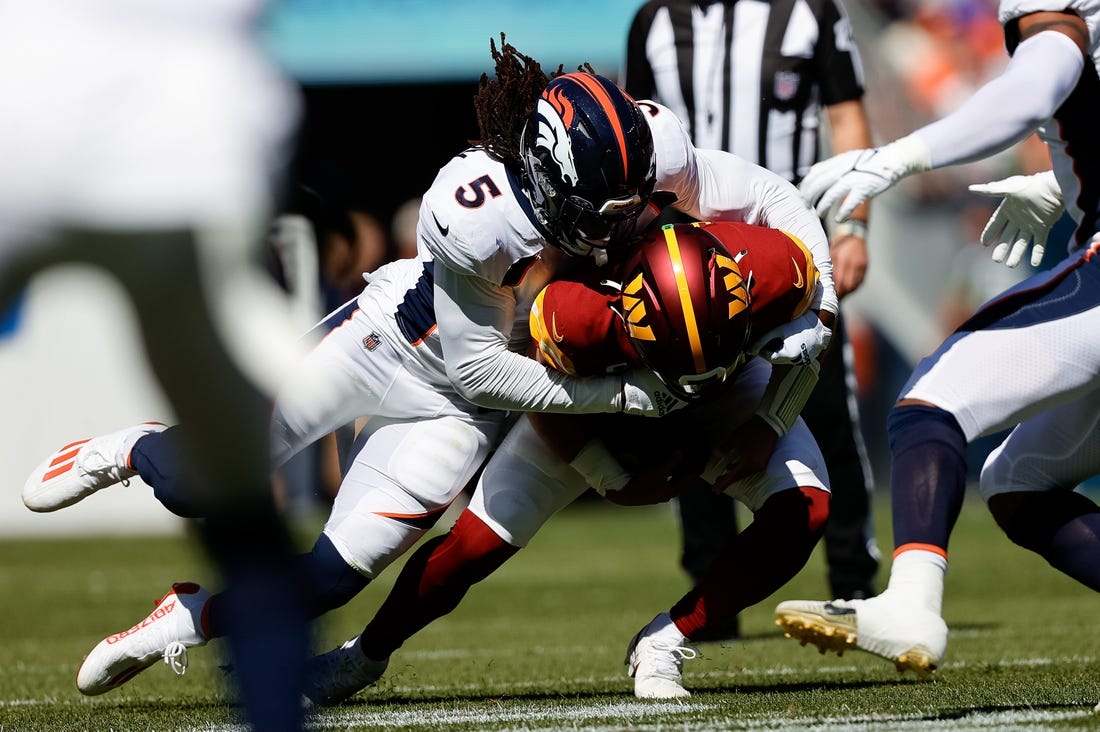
[76,652,159,695]
[636,686,691,699]
[775,608,938,678]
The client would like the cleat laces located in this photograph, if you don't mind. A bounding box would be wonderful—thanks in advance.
[79,446,128,483]
[163,642,189,676]
[645,641,697,679]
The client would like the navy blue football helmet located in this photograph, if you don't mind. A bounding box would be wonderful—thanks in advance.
[520,73,656,261]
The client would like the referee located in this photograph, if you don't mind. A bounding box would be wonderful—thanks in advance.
[624,0,880,620]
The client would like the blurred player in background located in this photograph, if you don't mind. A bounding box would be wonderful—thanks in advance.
[21,38,839,703]
[306,220,834,703]
[0,1,307,729]
[775,0,1100,679]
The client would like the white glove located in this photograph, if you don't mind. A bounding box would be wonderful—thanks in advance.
[619,368,688,417]
[751,311,832,366]
[800,135,932,222]
[968,170,1063,268]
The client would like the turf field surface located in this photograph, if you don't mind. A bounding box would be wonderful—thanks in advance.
[2,494,1098,731]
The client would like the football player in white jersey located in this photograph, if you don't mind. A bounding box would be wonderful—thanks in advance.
[0,1,308,727]
[773,1,1100,678]
[303,220,836,703]
[22,39,837,699]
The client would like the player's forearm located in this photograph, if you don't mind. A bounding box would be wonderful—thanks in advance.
[914,31,1082,170]
[434,265,622,414]
[691,148,837,317]
[445,343,621,414]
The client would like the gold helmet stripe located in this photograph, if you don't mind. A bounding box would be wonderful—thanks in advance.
[662,225,706,373]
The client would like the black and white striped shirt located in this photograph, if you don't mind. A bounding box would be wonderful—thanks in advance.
[624,0,865,184]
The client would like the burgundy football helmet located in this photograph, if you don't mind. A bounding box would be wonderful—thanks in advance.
[618,223,752,400]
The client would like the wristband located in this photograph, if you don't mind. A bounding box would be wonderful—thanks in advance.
[569,440,631,496]
[833,220,868,240]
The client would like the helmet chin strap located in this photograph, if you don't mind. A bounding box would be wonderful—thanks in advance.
[592,248,609,266]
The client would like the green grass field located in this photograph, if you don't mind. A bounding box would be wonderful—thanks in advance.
[3,493,1099,731]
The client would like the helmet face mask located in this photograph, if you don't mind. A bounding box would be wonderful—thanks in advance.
[670,357,745,400]
[618,223,753,402]
[520,73,656,261]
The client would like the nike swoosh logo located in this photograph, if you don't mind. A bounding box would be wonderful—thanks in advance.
[551,313,564,343]
[823,602,856,615]
[791,258,804,288]
[432,213,449,238]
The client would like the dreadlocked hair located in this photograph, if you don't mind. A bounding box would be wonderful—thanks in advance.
[471,34,596,168]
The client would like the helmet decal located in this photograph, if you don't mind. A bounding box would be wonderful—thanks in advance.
[544,83,575,129]
[533,96,578,190]
[564,73,630,179]
[712,250,751,320]
[520,73,656,258]
[621,271,655,342]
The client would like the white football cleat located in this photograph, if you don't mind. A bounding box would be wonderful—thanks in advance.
[775,592,947,677]
[625,613,698,699]
[23,422,167,512]
[77,582,210,695]
[302,636,389,707]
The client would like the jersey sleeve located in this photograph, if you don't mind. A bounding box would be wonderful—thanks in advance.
[812,0,865,105]
[696,221,819,336]
[641,102,836,316]
[418,151,546,287]
[433,263,629,414]
[529,277,633,377]
[999,0,1100,41]
[913,30,1083,169]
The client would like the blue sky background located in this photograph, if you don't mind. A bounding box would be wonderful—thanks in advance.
[259,0,642,84]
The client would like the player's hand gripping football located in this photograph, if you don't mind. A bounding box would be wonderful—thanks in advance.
[603,450,697,507]
[969,170,1063,268]
[799,135,932,222]
[706,416,781,491]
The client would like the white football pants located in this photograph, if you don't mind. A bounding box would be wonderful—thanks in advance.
[469,356,829,548]
[270,283,506,576]
[900,247,1100,500]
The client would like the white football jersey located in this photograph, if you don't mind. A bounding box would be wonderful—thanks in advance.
[369,99,832,414]
[419,100,825,287]
[999,0,1100,247]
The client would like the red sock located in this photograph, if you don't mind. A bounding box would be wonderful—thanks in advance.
[361,510,519,660]
[671,486,829,640]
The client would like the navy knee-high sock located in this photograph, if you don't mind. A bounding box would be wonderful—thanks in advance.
[129,425,206,519]
[295,534,370,618]
[886,404,968,554]
[205,533,369,638]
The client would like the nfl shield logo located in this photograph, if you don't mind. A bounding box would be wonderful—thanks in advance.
[774,71,800,101]
[363,332,382,351]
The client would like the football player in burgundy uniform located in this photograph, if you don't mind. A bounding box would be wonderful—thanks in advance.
[305,220,835,702]
[776,0,1100,680]
[22,42,837,700]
